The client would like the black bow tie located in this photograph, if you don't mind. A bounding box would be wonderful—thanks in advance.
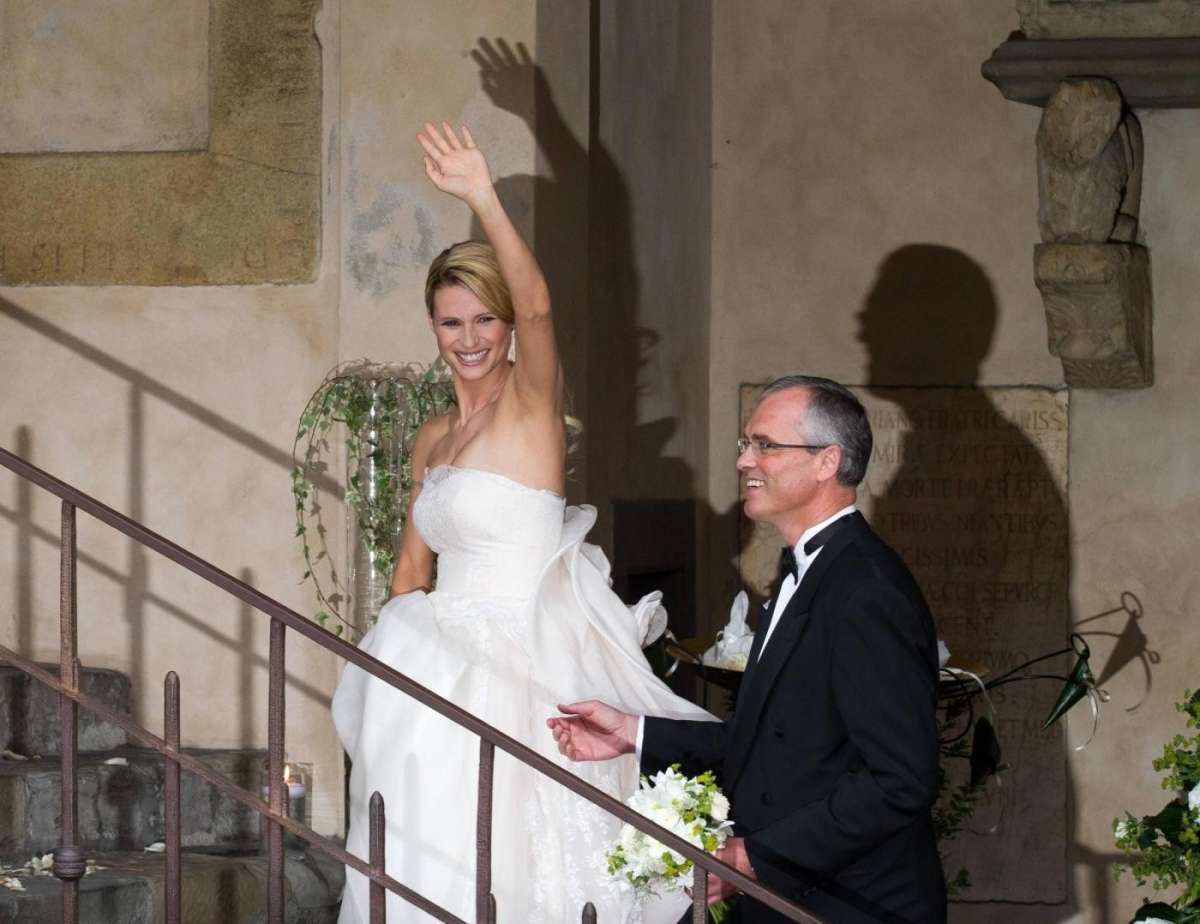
[778,546,799,584]
[777,515,855,589]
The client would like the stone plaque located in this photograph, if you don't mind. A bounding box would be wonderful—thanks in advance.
[0,0,321,286]
[739,384,1070,903]
[0,0,209,154]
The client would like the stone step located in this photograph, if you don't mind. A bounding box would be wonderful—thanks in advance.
[0,747,270,856]
[0,664,131,755]
[0,848,343,923]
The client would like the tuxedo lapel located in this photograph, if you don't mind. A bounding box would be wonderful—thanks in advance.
[725,514,867,788]
[744,596,775,666]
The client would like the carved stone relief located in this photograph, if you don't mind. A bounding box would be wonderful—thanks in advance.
[0,0,322,286]
[1035,78,1152,387]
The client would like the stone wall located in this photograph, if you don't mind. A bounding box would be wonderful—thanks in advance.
[0,0,540,839]
[710,2,1200,920]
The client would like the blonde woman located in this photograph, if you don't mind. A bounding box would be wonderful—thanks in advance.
[332,123,714,923]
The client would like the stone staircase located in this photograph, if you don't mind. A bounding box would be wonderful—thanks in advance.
[0,664,343,922]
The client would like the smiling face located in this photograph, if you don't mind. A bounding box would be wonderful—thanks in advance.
[737,388,844,544]
[430,283,513,382]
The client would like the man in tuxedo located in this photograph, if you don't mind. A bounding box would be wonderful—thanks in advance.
[548,376,945,923]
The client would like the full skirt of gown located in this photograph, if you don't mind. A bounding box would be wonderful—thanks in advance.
[332,465,716,923]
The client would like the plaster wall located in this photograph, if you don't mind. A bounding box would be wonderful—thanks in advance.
[0,0,544,840]
[0,0,345,832]
[711,1,1200,920]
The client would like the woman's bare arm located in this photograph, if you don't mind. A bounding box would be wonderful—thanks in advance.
[387,418,443,597]
[417,121,561,409]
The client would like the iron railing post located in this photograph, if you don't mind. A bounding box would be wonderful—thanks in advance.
[268,618,286,922]
[369,791,386,923]
[692,864,709,923]
[52,501,85,922]
[475,738,495,923]
[164,671,182,924]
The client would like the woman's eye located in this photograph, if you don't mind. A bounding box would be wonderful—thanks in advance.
[477,316,495,324]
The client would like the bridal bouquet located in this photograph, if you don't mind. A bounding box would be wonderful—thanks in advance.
[605,765,736,921]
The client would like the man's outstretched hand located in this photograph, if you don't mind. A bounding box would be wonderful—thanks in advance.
[547,700,638,762]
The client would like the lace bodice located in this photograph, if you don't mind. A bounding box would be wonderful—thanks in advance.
[413,465,566,600]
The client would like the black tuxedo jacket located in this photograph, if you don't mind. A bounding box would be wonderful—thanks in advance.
[643,513,945,923]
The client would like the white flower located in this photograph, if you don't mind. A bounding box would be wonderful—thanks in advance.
[1139,918,1173,924]
[1188,782,1200,819]
[2,877,25,892]
[605,765,736,898]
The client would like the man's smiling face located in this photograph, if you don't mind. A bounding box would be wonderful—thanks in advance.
[737,388,838,542]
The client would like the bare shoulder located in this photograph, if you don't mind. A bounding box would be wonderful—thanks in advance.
[412,413,453,471]
[416,412,453,445]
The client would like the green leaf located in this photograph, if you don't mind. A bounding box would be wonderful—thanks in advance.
[1144,801,1187,846]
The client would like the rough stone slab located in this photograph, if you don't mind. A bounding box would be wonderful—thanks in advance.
[0,849,343,923]
[0,747,267,855]
[982,37,1200,108]
[1035,242,1153,387]
[0,0,209,154]
[0,0,321,285]
[1018,0,1200,40]
[0,664,130,755]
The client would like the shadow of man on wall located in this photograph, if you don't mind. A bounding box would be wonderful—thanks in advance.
[857,245,1079,914]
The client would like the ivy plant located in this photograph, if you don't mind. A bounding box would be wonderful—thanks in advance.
[291,360,455,638]
[1114,691,1200,923]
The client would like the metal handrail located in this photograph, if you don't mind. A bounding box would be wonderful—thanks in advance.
[0,445,822,923]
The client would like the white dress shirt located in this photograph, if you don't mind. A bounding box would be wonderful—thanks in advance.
[757,505,857,659]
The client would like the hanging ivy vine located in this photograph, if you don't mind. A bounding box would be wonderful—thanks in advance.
[291,360,456,638]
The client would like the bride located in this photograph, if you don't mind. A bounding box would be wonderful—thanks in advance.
[332,122,715,923]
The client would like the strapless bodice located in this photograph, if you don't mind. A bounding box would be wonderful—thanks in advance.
[412,465,566,600]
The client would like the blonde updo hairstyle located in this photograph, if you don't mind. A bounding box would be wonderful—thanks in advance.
[424,241,514,324]
[424,240,583,452]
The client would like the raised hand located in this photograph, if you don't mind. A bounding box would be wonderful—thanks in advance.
[417,121,494,209]
[546,700,638,762]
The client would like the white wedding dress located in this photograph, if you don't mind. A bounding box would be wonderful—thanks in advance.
[332,464,715,923]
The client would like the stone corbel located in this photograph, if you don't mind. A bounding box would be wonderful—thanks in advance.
[1034,78,1152,388]
[978,0,1200,389]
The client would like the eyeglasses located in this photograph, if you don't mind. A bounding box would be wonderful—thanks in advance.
[737,437,831,456]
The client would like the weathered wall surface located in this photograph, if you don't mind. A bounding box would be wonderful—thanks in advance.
[0,0,344,831]
[711,2,1200,920]
[0,0,542,839]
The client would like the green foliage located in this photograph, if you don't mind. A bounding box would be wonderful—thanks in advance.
[1113,691,1200,923]
[291,360,455,637]
[933,730,985,898]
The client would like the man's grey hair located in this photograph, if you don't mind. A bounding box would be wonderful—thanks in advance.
[760,375,873,486]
